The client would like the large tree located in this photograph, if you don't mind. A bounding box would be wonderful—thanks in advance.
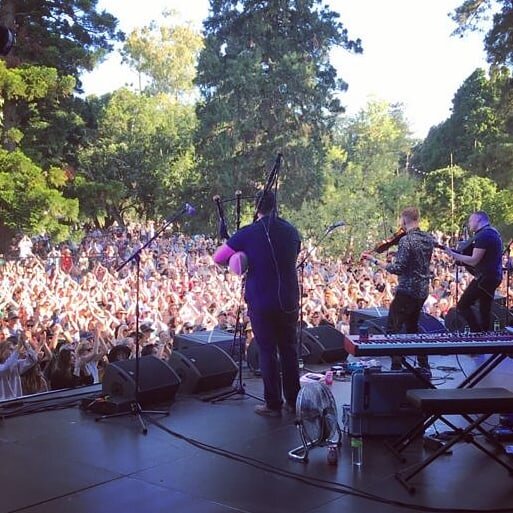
[0,0,122,82]
[452,1,513,67]
[121,14,203,98]
[0,0,122,246]
[420,165,498,234]
[452,1,513,165]
[287,100,417,258]
[75,88,198,227]
[411,68,513,188]
[0,0,123,157]
[195,0,362,222]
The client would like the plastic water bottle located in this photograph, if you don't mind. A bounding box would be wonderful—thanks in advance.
[493,320,501,332]
[351,435,363,467]
[463,325,470,335]
[298,358,304,370]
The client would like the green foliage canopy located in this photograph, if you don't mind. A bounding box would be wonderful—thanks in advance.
[76,89,198,227]
[122,15,204,97]
[0,149,78,240]
[195,0,362,227]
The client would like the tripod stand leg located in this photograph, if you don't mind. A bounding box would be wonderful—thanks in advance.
[95,401,152,435]
[208,383,262,403]
[134,408,148,435]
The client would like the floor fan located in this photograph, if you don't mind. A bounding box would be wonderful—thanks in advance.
[288,382,342,462]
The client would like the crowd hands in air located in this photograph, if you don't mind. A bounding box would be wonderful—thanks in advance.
[1,224,511,400]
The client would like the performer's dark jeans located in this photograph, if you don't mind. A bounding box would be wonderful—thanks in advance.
[387,292,429,369]
[250,308,300,410]
[457,276,501,332]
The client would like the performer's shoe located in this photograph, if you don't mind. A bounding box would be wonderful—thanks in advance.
[254,404,282,417]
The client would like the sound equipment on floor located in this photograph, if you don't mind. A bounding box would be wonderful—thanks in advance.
[245,339,311,375]
[102,355,181,406]
[174,329,243,359]
[349,307,388,335]
[445,303,513,332]
[357,311,446,335]
[168,345,238,394]
[300,325,348,364]
[349,368,427,436]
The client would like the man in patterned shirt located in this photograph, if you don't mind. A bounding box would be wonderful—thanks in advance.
[363,207,434,371]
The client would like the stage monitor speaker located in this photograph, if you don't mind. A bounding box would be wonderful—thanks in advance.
[301,325,348,364]
[174,329,243,359]
[361,312,446,335]
[168,345,238,394]
[349,307,388,335]
[102,355,180,406]
[245,340,311,374]
[445,304,513,332]
[418,312,447,333]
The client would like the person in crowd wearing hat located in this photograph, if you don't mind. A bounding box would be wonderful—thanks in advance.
[0,331,38,400]
[139,322,154,344]
[213,311,232,332]
[75,326,106,384]
[6,310,21,338]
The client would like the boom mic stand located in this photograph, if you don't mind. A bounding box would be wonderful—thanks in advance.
[208,192,262,403]
[96,203,195,434]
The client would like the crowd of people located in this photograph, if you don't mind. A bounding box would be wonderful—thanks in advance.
[0,219,511,401]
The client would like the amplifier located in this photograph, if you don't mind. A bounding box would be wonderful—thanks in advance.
[349,368,426,436]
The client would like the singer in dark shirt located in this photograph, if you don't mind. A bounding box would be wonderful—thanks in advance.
[363,206,434,371]
[214,190,301,417]
[446,211,503,332]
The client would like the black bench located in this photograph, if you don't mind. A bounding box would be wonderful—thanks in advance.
[395,387,513,493]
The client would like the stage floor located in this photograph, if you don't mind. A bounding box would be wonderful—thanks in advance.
[2,354,513,513]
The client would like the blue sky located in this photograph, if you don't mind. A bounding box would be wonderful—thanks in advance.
[81,0,489,138]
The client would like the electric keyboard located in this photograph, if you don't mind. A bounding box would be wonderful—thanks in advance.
[344,332,513,357]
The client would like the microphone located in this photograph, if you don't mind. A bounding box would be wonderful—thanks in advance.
[184,203,196,216]
[328,220,347,231]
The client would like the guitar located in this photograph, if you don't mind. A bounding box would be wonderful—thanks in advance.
[435,236,476,276]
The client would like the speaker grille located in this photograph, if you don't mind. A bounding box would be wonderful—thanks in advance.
[102,356,180,405]
[301,325,348,363]
[168,345,238,394]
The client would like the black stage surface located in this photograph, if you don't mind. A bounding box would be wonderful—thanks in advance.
[2,354,513,513]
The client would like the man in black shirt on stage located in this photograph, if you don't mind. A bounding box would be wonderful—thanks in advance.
[446,211,503,332]
[214,190,301,417]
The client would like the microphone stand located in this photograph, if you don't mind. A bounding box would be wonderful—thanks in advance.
[207,192,262,404]
[296,224,339,372]
[96,204,193,434]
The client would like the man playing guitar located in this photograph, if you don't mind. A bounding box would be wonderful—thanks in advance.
[445,211,503,332]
